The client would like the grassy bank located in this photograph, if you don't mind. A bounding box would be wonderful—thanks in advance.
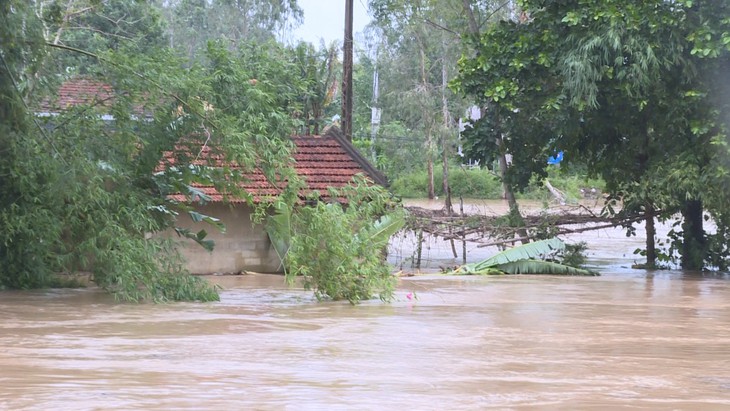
[389,167,604,202]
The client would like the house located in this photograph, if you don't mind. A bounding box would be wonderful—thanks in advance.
[165,127,387,274]
[38,78,116,117]
[43,78,388,274]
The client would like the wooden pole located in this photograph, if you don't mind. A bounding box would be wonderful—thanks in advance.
[415,229,423,269]
[460,196,466,265]
[341,0,354,142]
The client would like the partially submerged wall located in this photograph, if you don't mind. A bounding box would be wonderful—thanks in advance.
[170,204,281,274]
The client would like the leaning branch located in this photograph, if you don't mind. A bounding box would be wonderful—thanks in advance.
[62,26,134,41]
[44,42,213,130]
[424,19,460,37]
[475,218,642,248]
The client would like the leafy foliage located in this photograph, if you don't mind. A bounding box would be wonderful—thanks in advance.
[390,167,503,198]
[292,41,341,135]
[0,2,303,301]
[160,0,303,62]
[453,0,730,269]
[559,241,589,269]
[276,176,405,304]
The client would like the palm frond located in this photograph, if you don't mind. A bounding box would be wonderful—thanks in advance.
[358,211,406,249]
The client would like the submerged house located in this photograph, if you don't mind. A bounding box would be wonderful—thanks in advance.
[43,78,388,274]
[165,127,387,274]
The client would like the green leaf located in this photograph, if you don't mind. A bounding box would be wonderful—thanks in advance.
[495,260,598,276]
[474,238,566,270]
[357,211,406,249]
[265,201,293,271]
[174,227,215,252]
[188,211,226,233]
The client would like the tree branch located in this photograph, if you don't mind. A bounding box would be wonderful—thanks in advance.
[424,19,460,37]
[476,216,645,248]
[61,26,134,41]
[43,42,214,131]
[63,6,94,19]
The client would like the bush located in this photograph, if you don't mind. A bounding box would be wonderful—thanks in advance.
[389,165,605,202]
[274,176,405,304]
[390,167,503,198]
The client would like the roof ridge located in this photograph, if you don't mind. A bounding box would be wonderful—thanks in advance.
[323,127,389,187]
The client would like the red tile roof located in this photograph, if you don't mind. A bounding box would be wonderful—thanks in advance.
[39,79,115,112]
[164,128,387,203]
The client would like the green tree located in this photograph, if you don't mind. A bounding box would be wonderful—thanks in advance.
[0,3,299,300]
[37,0,167,73]
[160,0,302,61]
[292,41,341,135]
[453,0,730,269]
[273,176,405,304]
[367,0,477,198]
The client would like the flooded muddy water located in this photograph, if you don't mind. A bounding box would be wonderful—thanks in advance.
[2,272,730,410]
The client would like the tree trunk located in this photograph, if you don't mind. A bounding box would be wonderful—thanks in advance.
[496,133,528,243]
[427,138,435,199]
[681,199,705,270]
[461,0,480,36]
[416,28,434,200]
[442,134,450,208]
[441,47,451,212]
[644,202,656,269]
[498,145,510,201]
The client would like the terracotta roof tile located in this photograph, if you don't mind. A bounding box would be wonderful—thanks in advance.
[39,79,115,112]
[159,134,386,203]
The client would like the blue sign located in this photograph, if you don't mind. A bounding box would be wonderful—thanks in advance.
[547,151,564,165]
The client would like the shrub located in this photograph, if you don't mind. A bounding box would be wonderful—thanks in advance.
[390,167,502,198]
[270,176,405,304]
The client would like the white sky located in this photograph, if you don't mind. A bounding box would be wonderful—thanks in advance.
[290,0,371,46]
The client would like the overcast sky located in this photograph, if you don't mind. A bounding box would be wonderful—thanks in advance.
[290,0,372,46]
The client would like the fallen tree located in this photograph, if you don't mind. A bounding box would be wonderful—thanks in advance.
[403,204,644,249]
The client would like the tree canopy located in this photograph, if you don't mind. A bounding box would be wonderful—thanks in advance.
[1,0,406,303]
[0,1,306,300]
[453,0,730,269]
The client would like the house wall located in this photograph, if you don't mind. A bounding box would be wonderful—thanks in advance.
[169,204,282,274]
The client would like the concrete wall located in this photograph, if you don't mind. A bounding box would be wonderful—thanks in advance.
[169,204,282,274]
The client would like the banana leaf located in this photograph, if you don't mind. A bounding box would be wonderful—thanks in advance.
[357,211,406,249]
[471,238,566,272]
[265,202,292,271]
[455,266,505,275]
[495,259,598,276]
[174,227,215,252]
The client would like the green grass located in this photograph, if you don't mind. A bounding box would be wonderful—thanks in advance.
[519,170,605,203]
[389,167,503,198]
[390,167,604,201]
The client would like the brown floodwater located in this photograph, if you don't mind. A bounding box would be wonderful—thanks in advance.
[2,271,730,410]
[2,199,729,410]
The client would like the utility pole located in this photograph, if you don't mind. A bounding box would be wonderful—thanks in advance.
[341,0,354,142]
[370,54,381,163]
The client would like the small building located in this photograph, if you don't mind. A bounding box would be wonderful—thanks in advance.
[165,127,387,274]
